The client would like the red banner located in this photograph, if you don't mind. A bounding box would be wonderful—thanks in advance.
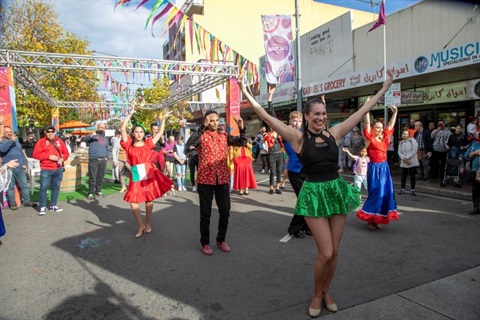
[0,67,17,131]
[226,78,240,136]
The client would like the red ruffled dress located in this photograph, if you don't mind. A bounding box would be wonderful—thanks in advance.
[121,137,173,203]
[233,147,257,190]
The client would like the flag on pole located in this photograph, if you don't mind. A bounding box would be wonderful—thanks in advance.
[368,0,386,32]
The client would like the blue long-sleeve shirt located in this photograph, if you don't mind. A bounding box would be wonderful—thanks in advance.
[84,134,109,159]
[0,138,28,166]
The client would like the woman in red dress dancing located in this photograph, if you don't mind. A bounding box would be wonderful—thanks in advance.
[120,104,173,238]
[232,141,257,195]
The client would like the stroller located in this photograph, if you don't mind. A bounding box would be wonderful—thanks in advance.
[440,147,463,188]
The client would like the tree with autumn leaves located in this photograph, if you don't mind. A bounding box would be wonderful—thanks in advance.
[0,0,99,127]
[0,0,191,132]
[138,78,192,133]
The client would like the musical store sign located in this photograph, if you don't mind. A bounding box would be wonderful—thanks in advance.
[303,61,412,97]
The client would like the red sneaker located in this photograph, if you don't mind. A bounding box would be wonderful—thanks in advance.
[216,242,231,253]
[201,245,213,255]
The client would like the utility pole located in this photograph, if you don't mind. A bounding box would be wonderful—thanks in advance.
[295,0,302,112]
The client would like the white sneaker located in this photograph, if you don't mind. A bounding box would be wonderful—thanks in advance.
[49,206,63,212]
[192,186,197,192]
[38,207,46,216]
[261,169,265,173]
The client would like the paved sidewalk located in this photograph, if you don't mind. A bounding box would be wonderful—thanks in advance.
[320,266,480,320]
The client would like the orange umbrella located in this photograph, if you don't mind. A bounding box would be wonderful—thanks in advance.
[59,120,92,129]
[70,130,94,136]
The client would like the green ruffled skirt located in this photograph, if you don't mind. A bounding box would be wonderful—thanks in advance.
[295,177,360,217]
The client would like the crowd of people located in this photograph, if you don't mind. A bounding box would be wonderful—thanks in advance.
[1,74,480,318]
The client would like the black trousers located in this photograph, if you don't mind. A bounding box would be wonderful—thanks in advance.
[88,158,107,194]
[431,151,447,179]
[198,183,230,245]
[261,153,270,171]
[188,156,198,186]
[268,152,283,186]
[401,167,417,190]
[471,172,480,203]
[287,171,309,234]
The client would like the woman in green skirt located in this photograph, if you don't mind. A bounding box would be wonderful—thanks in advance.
[238,71,394,318]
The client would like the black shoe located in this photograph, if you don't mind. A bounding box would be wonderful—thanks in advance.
[114,180,121,184]
[398,189,405,195]
[292,231,305,238]
[275,189,282,194]
[469,210,480,215]
[304,230,313,237]
[24,202,38,207]
[269,189,274,194]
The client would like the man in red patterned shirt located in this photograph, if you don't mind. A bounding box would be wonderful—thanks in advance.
[186,110,247,255]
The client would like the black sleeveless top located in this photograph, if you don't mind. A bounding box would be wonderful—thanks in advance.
[298,130,339,182]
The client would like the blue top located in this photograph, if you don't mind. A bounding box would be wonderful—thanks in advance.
[465,141,480,172]
[284,140,302,173]
[0,138,27,166]
[84,134,109,158]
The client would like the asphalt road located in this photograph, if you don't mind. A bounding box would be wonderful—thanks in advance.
[1,175,479,320]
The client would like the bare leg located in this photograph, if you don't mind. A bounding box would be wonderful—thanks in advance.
[145,201,153,233]
[322,215,347,306]
[130,202,144,237]
[305,217,333,310]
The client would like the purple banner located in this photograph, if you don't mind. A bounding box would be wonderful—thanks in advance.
[261,15,295,84]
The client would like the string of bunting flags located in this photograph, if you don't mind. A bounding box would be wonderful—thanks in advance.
[115,0,259,87]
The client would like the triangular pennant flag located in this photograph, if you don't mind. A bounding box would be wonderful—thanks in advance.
[368,0,386,32]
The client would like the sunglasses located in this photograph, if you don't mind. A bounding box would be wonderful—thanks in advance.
[46,130,55,133]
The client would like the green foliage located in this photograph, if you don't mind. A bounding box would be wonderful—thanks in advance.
[140,78,193,131]
[0,0,99,127]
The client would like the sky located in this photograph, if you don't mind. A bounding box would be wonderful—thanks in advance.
[314,0,422,15]
[51,0,166,59]
[51,0,423,61]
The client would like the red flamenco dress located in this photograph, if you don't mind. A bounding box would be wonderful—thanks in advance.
[121,137,173,203]
[233,146,257,190]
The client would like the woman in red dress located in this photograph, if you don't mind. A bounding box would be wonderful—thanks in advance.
[232,141,257,195]
[120,105,173,238]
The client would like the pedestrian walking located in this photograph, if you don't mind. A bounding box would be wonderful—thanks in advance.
[120,105,173,238]
[238,69,394,317]
[356,105,399,230]
[32,125,69,215]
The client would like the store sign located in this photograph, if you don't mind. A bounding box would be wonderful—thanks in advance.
[303,61,411,97]
[384,83,401,106]
[413,41,480,74]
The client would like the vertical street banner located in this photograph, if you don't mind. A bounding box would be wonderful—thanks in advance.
[226,78,240,136]
[261,15,295,84]
[0,67,18,131]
